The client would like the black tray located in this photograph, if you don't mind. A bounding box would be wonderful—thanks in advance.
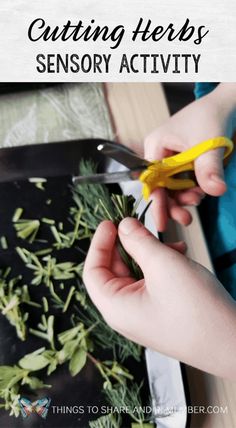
[0,139,149,428]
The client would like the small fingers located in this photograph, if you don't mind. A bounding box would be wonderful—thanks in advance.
[149,187,197,232]
[83,220,117,298]
[150,188,169,232]
[168,198,192,226]
[174,187,205,206]
[145,133,185,161]
[118,217,174,275]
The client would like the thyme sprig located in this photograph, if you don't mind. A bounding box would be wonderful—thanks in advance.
[16,248,82,286]
[0,269,40,340]
[0,362,49,417]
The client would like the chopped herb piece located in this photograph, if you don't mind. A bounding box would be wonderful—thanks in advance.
[12,208,23,222]
[29,177,47,191]
[0,236,8,250]
[42,297,49,313]
[42,218,55,225]
[63,286,76,313]
[13,219,40,243]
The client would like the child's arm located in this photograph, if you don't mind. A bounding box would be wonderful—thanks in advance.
[83,218,236,380]
[144,83,236,231]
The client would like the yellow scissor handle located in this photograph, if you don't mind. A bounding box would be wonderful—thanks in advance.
[140,137,234,200]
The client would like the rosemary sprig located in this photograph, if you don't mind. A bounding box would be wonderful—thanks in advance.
[71,160,113,231]
[72,168,144,280]
[77,301,142,362]
[105,383,154,427]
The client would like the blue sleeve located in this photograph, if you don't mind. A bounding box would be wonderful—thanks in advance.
[196,81,236,300]
[194,83,219,99]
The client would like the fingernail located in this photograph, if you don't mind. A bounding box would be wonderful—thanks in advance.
[119,218,140,235]
[191,197,205,205]
[210,174,225,185]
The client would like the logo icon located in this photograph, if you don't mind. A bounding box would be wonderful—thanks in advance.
[18,396,51,419]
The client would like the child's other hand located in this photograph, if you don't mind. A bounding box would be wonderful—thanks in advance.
[144,84,236,231]
[83,218,236,380]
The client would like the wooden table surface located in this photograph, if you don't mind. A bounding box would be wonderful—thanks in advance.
[106,83,236,428]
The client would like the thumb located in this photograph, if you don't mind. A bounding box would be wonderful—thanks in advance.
[118,217,174,275]
[194,147,227,196]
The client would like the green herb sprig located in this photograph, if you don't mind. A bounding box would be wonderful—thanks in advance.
[0,269,40,340]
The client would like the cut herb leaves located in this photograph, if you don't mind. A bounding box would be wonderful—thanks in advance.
[0,159,153,427]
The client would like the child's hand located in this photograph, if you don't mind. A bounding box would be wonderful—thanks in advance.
[83,218,236,380]
[144,84,236,231]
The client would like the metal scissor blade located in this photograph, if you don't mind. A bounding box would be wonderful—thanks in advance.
[73,168,144,185]
[97,141,149,169]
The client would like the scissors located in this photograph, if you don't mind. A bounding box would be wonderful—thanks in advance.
[73,137,233,200]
